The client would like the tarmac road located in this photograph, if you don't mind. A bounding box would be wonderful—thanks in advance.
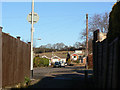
[28,66,93,88]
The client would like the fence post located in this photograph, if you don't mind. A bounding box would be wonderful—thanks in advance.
[0,27,3,89]
[28,42,31,78]
[17,36,20,40]
[16,36,21,83]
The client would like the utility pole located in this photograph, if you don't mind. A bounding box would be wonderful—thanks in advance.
[27,0,39,79]
[86,13,88,69]
[30,0,34,79]
[84,13,88,84]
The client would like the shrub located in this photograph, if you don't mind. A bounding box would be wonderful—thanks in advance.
[43,58,49,67]
[67,59,71,65]
[76,60,80,63]
[24,76,31,86]
[33,57,40,67]
[107,1,120,43]
[33,57,49,67]
[72,60,79,63]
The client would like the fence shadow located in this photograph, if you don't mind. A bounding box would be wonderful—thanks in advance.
[10,69,94,89]
[27,74,85,88]
[27,69,94,88]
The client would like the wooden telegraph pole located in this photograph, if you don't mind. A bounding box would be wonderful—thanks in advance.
[84,13,88,84]
[86,13,88,69]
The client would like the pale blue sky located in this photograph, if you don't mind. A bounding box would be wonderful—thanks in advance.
[2,2,115,47]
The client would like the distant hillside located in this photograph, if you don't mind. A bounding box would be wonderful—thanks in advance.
[34,47,85,54]
[34,51,74,59]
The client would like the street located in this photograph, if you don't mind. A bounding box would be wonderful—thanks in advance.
[28,66,93,88]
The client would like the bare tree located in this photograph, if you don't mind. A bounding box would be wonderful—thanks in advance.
[80,12,109,53]
[39,45,46,48]
[80,12,109,40]
[46,43,52,49]
[73,42,83,49]
[54,43,65,50]
[52,44,56,49]
[64,45,69,51]
[89,12,109,33]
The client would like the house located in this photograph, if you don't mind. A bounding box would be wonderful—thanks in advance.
[71,50,85,60]
[50,55,66,63]
[42,55,50,59]
[51,55,60,63]
[50,55,66,64]
[70,49,86,64]
[35,51,67,65]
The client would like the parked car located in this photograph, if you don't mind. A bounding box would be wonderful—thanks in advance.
[65,63,67,66]
[53,62,61,68]
[59,61,65,67]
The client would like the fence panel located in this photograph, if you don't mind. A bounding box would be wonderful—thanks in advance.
[93,30,120,88]
[97,42,103,88]
[2,32,30,87]
[0,28,2,88]
[112,40,118,88]
[93,40,99,87]
[101,39,108,88]
[110,38,119,88]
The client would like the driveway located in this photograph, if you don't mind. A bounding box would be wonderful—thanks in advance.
[28,66,93,88]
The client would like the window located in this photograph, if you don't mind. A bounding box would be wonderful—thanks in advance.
[74,56,76,58]
[81,59,83,63]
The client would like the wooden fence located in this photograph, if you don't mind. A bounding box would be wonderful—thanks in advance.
[93,30,120,88]
[0,27,31,88]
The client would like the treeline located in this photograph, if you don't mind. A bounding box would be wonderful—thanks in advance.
[34,42,85,53]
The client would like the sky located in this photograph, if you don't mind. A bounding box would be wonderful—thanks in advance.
[1,1,115,47]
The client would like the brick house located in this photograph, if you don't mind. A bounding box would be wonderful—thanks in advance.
[70,49,86,64]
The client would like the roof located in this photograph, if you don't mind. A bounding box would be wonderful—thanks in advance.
[71,53,83,56]
[35,53,52,58]
[34,51,69,59]
[51,56,60,59]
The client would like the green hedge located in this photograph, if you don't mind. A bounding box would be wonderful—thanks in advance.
[107,1,120,43]
[33,57,49,67]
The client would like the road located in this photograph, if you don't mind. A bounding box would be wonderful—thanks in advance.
[28,66,93,88]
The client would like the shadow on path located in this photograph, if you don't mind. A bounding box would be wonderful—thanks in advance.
[27,70,94,88]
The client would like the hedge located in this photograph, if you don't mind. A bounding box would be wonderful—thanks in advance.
[33,57,49,67]
[107,1,120,43]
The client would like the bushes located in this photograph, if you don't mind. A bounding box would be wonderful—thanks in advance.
[72,60,79,63]
[76,60,80,63]
[107,1,120,43]
[33,57,49,67]
[24,76,31,86]
[67,58,71,65]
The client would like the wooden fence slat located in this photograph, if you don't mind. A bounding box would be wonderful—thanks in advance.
[93,34,120,88]
[1,32,31,87]
[0,27,2,89]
